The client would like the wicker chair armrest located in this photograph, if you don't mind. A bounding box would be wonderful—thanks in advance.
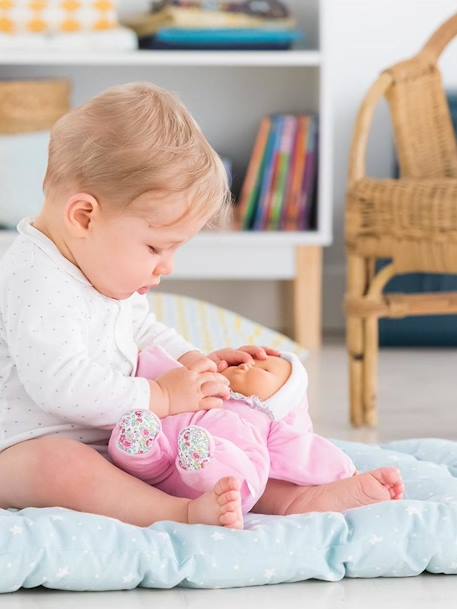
[422,12,457,63]
[348,73,392,184]
[347,177,457,239]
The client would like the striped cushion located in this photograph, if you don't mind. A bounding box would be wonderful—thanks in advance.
[149,292,306,357]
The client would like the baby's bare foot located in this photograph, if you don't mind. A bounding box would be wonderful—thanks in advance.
[284,467,405,515]
[362,467,405,502]
[187,476,244,529]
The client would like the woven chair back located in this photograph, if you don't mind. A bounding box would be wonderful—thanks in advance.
[384,55,457,179]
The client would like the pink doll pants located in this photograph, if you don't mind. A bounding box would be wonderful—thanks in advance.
[108,348,355,513]
[109,407,271,513]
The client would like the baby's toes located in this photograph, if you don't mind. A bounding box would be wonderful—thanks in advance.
[372,467,402,487]
[377,467,404,500]
[219,505,243,529]
[217,489,241,506]
[391,480,405,500]
[214,476,241,497]
[219,490,244,528]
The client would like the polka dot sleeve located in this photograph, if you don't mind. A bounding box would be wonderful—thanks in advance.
[2,269,150,427]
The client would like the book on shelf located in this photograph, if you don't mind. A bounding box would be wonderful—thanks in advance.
[127,1,303,50]
[236,115,271,229]
[282,115,309,230]
[127,2,298,36]
[139,28,303,51]
[270,114,296,230]
[252,114,284,230]
[237,113,319,231]
[299,117,319,230]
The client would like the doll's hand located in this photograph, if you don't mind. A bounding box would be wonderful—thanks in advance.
[208,346,281,372]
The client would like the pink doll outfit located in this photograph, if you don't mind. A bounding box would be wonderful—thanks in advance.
[108,346,356,513]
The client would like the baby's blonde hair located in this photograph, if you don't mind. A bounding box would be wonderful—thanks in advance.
[43,82,231,225]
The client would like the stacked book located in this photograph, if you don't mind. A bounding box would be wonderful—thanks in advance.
[125,0,303,51]
[237,114,318,231]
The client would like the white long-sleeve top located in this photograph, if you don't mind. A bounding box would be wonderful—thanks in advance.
[0,217,196,453]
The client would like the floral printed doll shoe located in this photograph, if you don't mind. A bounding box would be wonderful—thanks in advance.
[116,409,161,456]
[177,425,213,471]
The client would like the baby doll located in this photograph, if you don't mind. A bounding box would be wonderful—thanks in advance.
[108,345,356,513]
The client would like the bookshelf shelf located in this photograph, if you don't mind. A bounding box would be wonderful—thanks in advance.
[197,230,328,246]
[0,225,327,279]
[0,49,321,67]
[0,227,328,249]
[0,1,330,348]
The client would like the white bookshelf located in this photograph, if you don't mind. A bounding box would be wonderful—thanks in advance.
[0,49,322,67]
[0,0,331,347]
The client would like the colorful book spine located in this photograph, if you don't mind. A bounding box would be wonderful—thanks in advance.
[261,144,281,229]
[303,119,319,230]
[238,112,319,232]
[262,115,288,230]
[237,116,271,230]
[281,115,301,228]
[282,115,310,230]
[298,116,318,230]
[252,115,284,230]
[269,115,297,230]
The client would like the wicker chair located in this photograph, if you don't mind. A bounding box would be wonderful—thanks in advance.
[345,13,457,427]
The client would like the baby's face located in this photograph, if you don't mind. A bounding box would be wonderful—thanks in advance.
[221,355,291,401]
[73,189,209,300]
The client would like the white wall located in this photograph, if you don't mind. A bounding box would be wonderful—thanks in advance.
[159,1,457,335]
[324,0,457,332]
[9,1,457,337]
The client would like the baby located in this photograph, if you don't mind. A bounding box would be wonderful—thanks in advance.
[109,345,405,517]
[0,82,403,530]
[0,82,251,528]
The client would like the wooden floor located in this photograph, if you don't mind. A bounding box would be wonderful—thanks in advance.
[306,338,457,443]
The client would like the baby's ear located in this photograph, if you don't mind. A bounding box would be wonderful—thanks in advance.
[65,192,99,236]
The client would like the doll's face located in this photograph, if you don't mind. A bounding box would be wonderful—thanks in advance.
[221,355,291,400]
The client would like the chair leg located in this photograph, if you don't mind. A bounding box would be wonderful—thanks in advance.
[346,255,368,427]
[363,315,379,427]
[361,261,395,427]
[347,317,364,427]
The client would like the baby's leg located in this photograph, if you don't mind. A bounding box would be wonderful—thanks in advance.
[0,437,243,528]
[253,469,405,516]
[170,425,269,513]
[108,409,173,483]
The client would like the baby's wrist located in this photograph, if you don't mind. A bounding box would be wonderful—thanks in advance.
[148,379,170,418]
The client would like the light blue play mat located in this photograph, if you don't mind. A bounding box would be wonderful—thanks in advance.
[1,438,457,592]
[1,295,456,591]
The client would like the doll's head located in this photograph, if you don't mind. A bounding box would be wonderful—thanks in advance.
[222,355,291,400]
[221,351,308,415]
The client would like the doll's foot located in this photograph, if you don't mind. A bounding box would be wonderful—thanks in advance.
[115,409,161,455]
[187,476,244,529]
[178,426,212,471]
[284,467,405,515]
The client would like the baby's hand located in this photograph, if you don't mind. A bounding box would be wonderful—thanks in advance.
[209,345,281,372]
[156,362,230,416]
[178,350,218,373]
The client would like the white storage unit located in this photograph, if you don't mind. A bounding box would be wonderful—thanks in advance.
[0,0,331,348]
